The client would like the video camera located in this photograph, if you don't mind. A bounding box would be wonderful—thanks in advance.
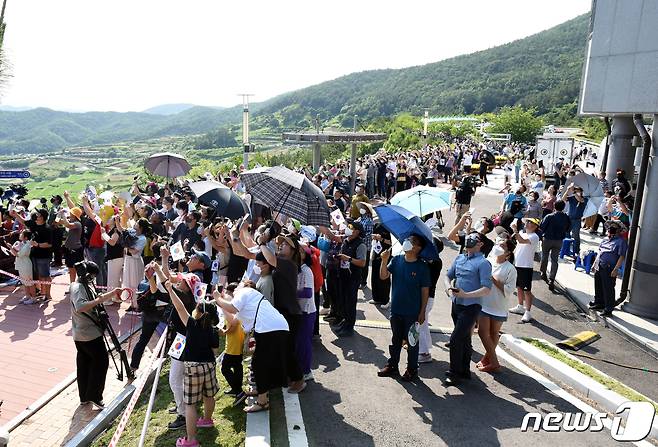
[74,261,135,381]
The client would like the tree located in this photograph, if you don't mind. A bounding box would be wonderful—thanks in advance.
[490,106,544,143]
[0,0,11,97]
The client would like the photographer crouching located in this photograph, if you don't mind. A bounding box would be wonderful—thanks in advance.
[70,260,121,410]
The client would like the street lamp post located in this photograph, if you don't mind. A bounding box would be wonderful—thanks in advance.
[238,93,253,169]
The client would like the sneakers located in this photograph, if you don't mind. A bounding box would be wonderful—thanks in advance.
[303,371,314,382]
[521,310,533,323]
[418,353,432,364]
[168,415,186,430]
[168,406,178,414]
[368,299,379,305]
[196,417,214,428]
[548,280,555,292]
[22,297,40,305]
[18,296,32,304]
[540,272,548,282]
[509,304,525,315]
[91,400,105,411]
[380,302,390,309]
[588,301,604,310]
[377,365,399,377]
[319,307,330,316]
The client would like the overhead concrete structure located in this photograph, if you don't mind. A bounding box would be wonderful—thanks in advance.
[282,125,386,192]
[578,0,658,318]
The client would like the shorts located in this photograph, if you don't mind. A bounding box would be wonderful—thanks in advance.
[64,247,84,268]
[33,258,51,279]
[479,310,507,322]
[183,362,218,405]
[516,267,534,291]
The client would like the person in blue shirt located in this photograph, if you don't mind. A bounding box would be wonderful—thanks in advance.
[502,187,528,224]
[445,231,492,386]
[539,200,572,291]
[561,183,588,255]
[589,221,627,317]
[377,234,431,382]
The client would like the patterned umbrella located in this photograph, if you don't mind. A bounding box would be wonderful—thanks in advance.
[240,166,330,226]
[144,152,191,178]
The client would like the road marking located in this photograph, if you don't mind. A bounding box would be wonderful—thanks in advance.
[246,409,270,447]
[496,346,653,447]
[283,390,309,447]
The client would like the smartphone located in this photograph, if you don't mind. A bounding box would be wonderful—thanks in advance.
[468,207,475,215]
[217,284,224,294]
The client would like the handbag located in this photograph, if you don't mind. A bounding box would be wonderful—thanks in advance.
[243,297,265,355]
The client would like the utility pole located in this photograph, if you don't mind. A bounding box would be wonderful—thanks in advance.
[350,115,357,194]
[423,109,429,140]
[238,93,253,169]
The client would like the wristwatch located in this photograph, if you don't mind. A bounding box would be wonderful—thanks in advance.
[349,256,352,262]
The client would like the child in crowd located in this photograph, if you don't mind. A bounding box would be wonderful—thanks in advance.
[165,279,220,447]
[221,302,245,397]
[11,230,37,304]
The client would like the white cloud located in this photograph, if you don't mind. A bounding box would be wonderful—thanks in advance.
[0,0,591,112]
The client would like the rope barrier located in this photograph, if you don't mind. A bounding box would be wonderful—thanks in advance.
[0,268,136,301]
[108,327,168,447]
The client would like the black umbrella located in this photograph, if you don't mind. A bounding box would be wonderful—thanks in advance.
[240,166,330,227]
[189,181,249,220]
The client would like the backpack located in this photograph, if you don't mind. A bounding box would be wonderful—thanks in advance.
[455,183,473,204]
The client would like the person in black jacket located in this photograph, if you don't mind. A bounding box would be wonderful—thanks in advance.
[539,200,572,291]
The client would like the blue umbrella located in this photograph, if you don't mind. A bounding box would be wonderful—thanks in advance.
[391,185,452,217]
[374,204,439,259]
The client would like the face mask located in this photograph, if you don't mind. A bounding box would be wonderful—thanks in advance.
[177,209,185,217]
[253,265,262,275]
[491,245,505,257]
[474,221,484,233]
[344,228,353,237]
[359,208,366,215]
[402,239,414,252]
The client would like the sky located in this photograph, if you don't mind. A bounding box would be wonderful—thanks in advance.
[0,0,591,113]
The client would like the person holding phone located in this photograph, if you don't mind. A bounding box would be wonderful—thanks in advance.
[377,234,431,382]
[444,232,492,386]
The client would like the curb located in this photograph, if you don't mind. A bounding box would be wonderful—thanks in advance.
[554,278,658,358]
[500,334,658,441]
[63,358,163,447]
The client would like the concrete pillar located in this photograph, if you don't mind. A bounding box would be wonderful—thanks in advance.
[624,115,658,319]
[605,116,638,185]
[312,143,321,172]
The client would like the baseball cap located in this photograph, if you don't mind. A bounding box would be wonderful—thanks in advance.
[191,249,211,268]
[523,217,541,227]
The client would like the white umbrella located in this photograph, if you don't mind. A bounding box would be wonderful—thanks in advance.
[570,172,604,218]
[144,152,191,178]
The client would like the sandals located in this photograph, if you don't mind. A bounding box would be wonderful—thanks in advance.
[176,437,200,447]
[244,400,269,413]
[479,363,501,373]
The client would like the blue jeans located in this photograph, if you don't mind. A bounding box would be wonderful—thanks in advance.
[514,166,520,183]
[570,218,582,255]
[388,313,419,371]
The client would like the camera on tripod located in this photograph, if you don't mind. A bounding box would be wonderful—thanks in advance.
[74,261,135,381]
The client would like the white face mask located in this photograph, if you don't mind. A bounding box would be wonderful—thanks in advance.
[344,228,353,237]
[253,265,261,275]
[491,245,506,258]
[402,239,414,252]
[474,221,485,233]
[359,208,366,215]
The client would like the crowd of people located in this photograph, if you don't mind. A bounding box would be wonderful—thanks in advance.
[0,135,635,447]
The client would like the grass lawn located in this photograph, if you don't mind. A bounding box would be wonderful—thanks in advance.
[91,359,246,447]
[522,338,658,412]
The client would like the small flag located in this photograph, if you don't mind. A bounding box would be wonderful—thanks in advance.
[167,333,186,359]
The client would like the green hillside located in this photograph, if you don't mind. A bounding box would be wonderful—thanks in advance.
[252,14,589,128]
[0,13,590,154]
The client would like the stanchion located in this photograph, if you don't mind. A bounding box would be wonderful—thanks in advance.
[138,327,169,447]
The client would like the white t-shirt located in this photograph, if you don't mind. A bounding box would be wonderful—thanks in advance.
[463,154,473,166]
[481,260,517,317]
[297,264,316,314]
[231,287,289,334]
[514,232,540,268]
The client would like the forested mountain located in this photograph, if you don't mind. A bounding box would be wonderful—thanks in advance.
[0,13,589,154]
[252,13,589,128]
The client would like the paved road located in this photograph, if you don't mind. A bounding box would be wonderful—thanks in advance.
[288,170,658,446]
